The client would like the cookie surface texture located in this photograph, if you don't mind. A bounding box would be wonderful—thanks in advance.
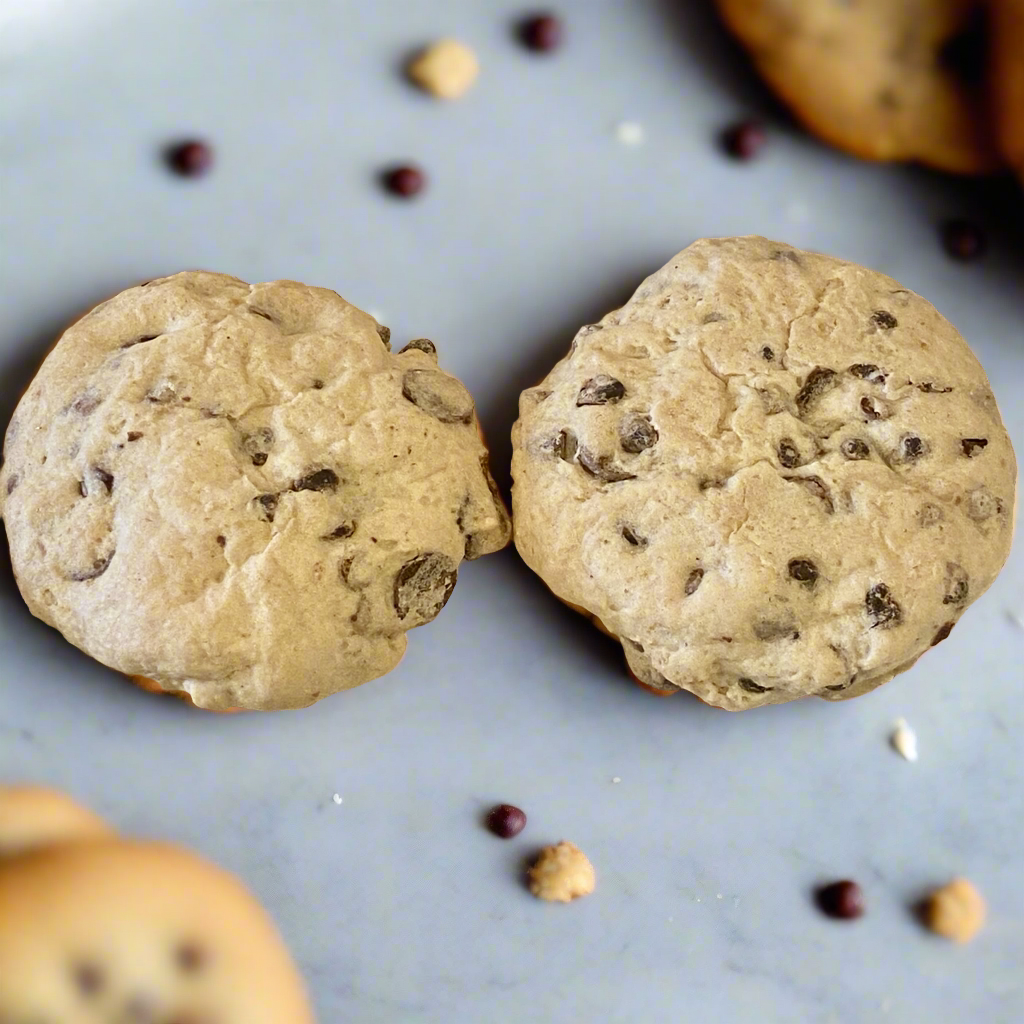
[511,236,1016,710]
[715,0,1001,172]
[0,272,510,710]
[0,785,110,856]
[0,838,314,1023]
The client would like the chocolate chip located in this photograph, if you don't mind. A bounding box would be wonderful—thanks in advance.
[795,367,838,412]
[960,438,988,457]
[849,363,886,385]
[816,880,864,920]
[783,475,834,514]
[915,382,954,394]
[376,324,392,350]
[486,803,527,838]
[69,552,115,581]
[702,311,726,324]
[866,583,902,628]
[577,375,626,406]
[555,428,578,462]
[860,396,885,420]
[323,522,356,540]
[6,474,18,495]
[577,447,636,483]
[339,557,355,584]
[619,414,658,453]
[931,621,956,646]
[898,435,927,461]
[255,494,278,522]
[520,13,562,51]
[918,503,944,526]
[943,563,969,606]
[402,368,475,423]
[312,379,324,389]
[621,525,647,547]
[777,438,801,469]
[393,552,458,625]
[400,338,437,357]
[684,568,704,596]
[121,333,161,349]
[753,618,798,641]
[788,559,818,586]
[127,431,143,442]
[166,139,213,177]
[966,486,1001,521]
[771,249,801,263]
[251,452,268,467]
[383,164,425,197]
[841,438,870,461]
[216,535,226,547]
[721,119,766,160]
[738,678,771,693]
[294,468,339,492]
[870,310,898,330]
[941,219,986,262]
[761,346,774,360]
[175,942,206,973]
[74,962,104,995]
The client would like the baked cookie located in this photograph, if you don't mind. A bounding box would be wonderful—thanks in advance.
[991,0,1024,179]
[0,785,110,856]
[0,272,510,711]
[715,0,1002,173]
[511,236,1016,710]
[0,838,314,1023]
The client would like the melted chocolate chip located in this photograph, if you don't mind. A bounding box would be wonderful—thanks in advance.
[68,552,115,582]
[870,310,898,330]
[216,535,227,547]
[860,397,882,420]
[294,468,339,492]
[619,415,658,453]
[520,13,562,51]
[761,346,774,360]
[577,447,636,482]
[783,475,834,514]
[486,803,527,838]
[376,324,392,349]
[865,583,902,628]
[684,568,704,596]
[127,431,143,442]
[931,621,956,646]
[795,367,838,412]
[960,438,988,457]
[251,452,268,467]
[777,438,801,469]
[841,438,871,461]
[915,382,954,394]
[383,165,425,197]
[738,678,771,693]
[816,880,864,920]
[312,379,324,389]
[255,494,278,522]
[849,363,886,385]
[943,563,969,606]
[577,375,626,406]
[323,522,356,540]
[788,559,818,586]
[621,526,647,547]
[898,435,927,461]
[400,338,437,357]
[166,139,213,176]
[393,552,458,625]
[402,368,475,423]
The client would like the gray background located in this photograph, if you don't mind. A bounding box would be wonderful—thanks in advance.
[1,2,1022,1021]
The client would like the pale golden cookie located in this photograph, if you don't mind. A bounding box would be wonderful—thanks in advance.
[0,272,510,710]
[0,785,110,856]
[0,838,314,1023]
[511,237,1017,710]
[715,0,1002,173]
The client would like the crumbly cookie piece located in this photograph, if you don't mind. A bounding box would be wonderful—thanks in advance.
[922,877,986,942]
[991,0,1024,180]
[528,841,596,902]
[511,236,1016,710]
[715,0,1001,173]
[0,785,110,856]
[407,39,480,99]
[0,838,314,1023]
[0,272,510,711]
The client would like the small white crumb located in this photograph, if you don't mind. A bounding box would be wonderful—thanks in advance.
[716,893,723,899]
[615,121,645,146]
[332,793,343,805]
[890,718,918,762]
[611,776,621,784]
[785,200,810,224]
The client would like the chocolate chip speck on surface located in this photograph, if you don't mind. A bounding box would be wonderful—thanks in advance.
[293,468,339,492]
[866,583,902,628]
[486,803,527,838]
[251,452,268,466]
[684,567,704,596]
[815,880,864,920]
[787,558,818,585]
[165,139,213,177]
[73,961,104,994]
[383,164,425,197]
[175,941,206,973]
[126,431,143,442]
[519,13,562,52]
[841,437,871,461]
[870,310,898,329]
[761,346,774,360]
[941,219,986,262]
[577,374,625,406]
[960,438,988,457]
[721,119,766,160]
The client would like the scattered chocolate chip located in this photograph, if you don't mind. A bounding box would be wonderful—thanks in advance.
[555,428,578,462]
[788,558,818,586]
[702,311,726,324]
[175,942,206,973]
[383,164,425,197]
[966,486,1001,522]
[323,522,356,540]
[339,556,355,584]
[576,374,626,406]
[621,525,646,547]
[753,618,799,641]
[121,333,161,349]
[931,621,956,646]
[91,468,113,494]
[782,475,834,514]
[577,447,636,483]
[684,567,704,596]
[166,139,213,177]
[738,678,771,693]
[777,438,801,469]
[898,435,927,461]
[400,338,437,357]
[294,468,339,492]
[941,219,986,262]
[960,438,988,458]
[402,368,475,423]
[943,563,969,606]
[761,346,774,360]
[251,452,268,467]
[870,310,897,330]
[795,367,838,412]
[866,583,902,628]
[5,474,18,495]
[216,535,226,547]
[918,503,944,526]
[619,414,658,453]
[486,803,527,838]
[68,552,115,582]
[721,119,766,160]
[849,363,886,385]
[816,880,864,920]
[255,494,278,522]
[74,962,104,995]
[841,438,871,461]
[519,13,562,51]
[915,381,954,394]
[127,431,143,442]
[376,324,392,349]
[312,379,324,390]
[860,396,885,420]
[393,552,458,625]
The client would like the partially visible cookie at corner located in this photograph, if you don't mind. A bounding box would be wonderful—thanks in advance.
[991,0,1024,181]
[714,0,1002,173]
[0,785,111,856]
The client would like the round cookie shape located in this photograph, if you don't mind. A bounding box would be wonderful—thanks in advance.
[991,0,1024,180]
[0,785,110,856]
[0,272,510,711]
[511,236,1016,710]
[715,0,1001,173]
[0,838,314,1023]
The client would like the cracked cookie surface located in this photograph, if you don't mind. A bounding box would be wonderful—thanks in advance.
[511,236,1016,710]
[0,272,510,710]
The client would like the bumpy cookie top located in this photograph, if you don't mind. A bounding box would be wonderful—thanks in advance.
[0,839,314,1023]
[511,237,1016,710]
[0,272,509,710]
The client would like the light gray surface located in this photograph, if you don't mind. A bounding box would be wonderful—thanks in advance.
[1,2,1022,1021]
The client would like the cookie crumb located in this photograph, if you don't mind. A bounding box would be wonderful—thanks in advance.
[332,793,343,805]
[890,718,918,762]
[615,121,645,147]
[528,841,595,902]
[922,877,985,942]
[407,39,479,99]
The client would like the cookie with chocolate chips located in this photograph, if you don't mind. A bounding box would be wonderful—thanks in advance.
[715,0,1001,172]
[511,236,1016,710]
[0,272,509,710]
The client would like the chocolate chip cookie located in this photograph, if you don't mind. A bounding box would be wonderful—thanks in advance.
[0,273,510,710]
[715,0,1001,173]
[511,237,1016,710]
[991,0,1024,180]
